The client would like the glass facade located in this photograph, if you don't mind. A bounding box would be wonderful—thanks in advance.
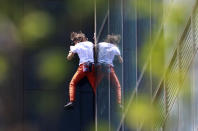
[0,0,198,130]
[95,0,198,130]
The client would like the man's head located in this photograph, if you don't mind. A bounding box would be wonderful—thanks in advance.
[70,32,77,41]
[70,31,87,45]
[78,32,88,42]
[104,34,121,45]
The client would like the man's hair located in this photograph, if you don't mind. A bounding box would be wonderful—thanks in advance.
[70,32,77,41]
[104,34,121,45]
[70,31,87,42]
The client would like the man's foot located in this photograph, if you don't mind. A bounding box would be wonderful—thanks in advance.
[64,102,74,110]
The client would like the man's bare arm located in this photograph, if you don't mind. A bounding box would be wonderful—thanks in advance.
[117,55,123,63]
[67,51,75,60]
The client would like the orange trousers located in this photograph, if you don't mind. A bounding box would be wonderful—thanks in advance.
[69,64,96,102]
[96,65,121,104]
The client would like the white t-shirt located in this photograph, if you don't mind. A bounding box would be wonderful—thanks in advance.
[70,41,94,65]
[98,42,121,66]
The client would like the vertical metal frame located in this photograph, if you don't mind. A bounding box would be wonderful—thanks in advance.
[120,0,124,130]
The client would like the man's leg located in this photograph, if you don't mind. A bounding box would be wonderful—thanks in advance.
[87,65,97,94]
[110,67,121,104]
[64,65,85,110]
[69,65,85,102]
[92,65,105,94]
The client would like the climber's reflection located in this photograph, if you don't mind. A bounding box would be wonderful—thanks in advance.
[96,34,123,106]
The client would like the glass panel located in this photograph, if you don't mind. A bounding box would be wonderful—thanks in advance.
[194,53,198,130]
[95,0,123,130]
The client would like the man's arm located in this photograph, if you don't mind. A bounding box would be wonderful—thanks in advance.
[117,55,123,63]
[67,51,75,60]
